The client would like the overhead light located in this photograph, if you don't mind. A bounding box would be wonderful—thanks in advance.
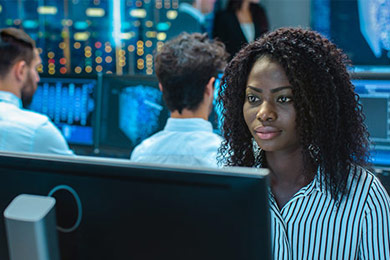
[166,10,177,20]
[130,9,146,18]
[74,32,90,41]
[86,8,105,17]
[37,6,58,15]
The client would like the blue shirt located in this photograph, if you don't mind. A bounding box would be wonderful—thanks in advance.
[130,118,222,167]
[0,91,74,155]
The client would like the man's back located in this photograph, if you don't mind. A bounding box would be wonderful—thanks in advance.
[131,33,227,168]
[0,91,73,155]
[131,118,222,167]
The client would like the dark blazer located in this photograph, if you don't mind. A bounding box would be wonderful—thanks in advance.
[213,4,269,58]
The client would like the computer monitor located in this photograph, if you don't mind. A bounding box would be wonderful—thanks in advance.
[351,72,390,166]
[98,74,169,158]
[28,76,97,147]
[0,152,271,260]
[208,72,224,135]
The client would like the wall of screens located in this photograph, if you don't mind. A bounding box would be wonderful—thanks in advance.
[0,0,218,77]
[28,72,390,166]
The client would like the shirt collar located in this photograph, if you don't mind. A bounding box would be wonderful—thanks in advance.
[179,3,205,24]
[0,90,22,108]
[164,117,214,132]
[295,167,327,197]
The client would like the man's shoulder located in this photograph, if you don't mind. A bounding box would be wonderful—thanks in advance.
[0,103,51,128]
[131,130,166,153]
[19,108,51,126]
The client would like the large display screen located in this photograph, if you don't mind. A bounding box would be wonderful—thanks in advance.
[312,0,390,66]
[28,76,96,146]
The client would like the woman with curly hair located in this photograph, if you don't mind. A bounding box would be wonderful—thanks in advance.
[218,27,390,259]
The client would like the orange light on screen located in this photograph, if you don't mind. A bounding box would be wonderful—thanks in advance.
[60,67,67,74]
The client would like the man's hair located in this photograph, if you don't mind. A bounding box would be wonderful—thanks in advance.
[218,27,370,202]
[155,32,228,113]
[0,27,36,77]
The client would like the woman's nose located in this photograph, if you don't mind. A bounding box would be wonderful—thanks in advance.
[256,101,277,122]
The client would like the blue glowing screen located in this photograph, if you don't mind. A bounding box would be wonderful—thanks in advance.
[99,75,169,157]
[29,77,96,145]
[210,73,224,134]
[119,85,164,144]
[312,0,390,65]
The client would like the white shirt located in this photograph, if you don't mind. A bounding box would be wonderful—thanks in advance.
[240,23,255,42]
[130,118,222,167]
[0,91,74,155]
[270,166,390,259]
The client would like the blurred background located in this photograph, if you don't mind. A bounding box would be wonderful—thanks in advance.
[0,0,389,174]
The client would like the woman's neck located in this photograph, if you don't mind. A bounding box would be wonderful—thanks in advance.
[236,2,252,24]
[266,148,314,209]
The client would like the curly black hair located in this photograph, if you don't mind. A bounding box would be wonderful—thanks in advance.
[218,27,370,201]
[155,32,228,113]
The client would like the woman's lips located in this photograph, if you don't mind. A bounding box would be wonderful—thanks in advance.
[255,126,281,140]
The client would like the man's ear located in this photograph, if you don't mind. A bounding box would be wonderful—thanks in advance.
[158,82,163,92]
[13,60,27,82]
[205,77,215,96]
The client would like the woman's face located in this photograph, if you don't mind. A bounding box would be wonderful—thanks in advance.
[243,57,300,153]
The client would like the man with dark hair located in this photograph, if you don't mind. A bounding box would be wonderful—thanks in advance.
[0,27,73,155]
[131,32,228,167]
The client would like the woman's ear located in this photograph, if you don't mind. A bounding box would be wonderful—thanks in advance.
[158,82,163,92]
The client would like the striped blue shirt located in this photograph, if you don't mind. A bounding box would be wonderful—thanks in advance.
[270,166,390,259]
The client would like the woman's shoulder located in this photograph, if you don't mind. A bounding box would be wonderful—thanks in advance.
[349,166,390,208]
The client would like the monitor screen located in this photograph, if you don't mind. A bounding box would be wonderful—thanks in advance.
[209,72,224,135]
[351,72,390,166]
[98,75,169,157]
[28,76,96,146]
[0,152,271,260]
[312,0,390,66]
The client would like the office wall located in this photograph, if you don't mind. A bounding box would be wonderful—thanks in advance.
[262,0,311,30]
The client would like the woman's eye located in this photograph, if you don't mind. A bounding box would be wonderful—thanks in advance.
[278,96,292,103]
[247,95,259,103]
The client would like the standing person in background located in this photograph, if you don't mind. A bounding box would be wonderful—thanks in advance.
[166,0,216,40]
[218,27,390,259]
[0,28,74,155]
[131,33,228,167]
[213,0,269,58]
